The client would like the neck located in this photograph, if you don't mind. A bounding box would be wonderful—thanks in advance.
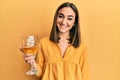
[59,32,69,40]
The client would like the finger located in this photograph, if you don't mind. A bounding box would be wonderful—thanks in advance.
[26,58,35,63]
[22,54,35,63]
[19,46,24,53]
[23,54,35,58]
[24,56,35,60]
[24,57,34,63]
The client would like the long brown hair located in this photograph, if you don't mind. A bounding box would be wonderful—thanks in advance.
[49,2,81,48]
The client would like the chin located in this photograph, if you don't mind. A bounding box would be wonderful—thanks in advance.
[59,30,67,33]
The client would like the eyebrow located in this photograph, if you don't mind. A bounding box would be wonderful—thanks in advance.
[58,13,75,18]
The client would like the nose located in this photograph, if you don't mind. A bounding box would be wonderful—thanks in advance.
[61,18,67,25]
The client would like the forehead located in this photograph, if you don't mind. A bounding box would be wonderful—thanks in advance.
[58,7,75,16]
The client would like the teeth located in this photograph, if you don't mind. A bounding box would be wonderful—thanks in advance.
[61,26,66,29]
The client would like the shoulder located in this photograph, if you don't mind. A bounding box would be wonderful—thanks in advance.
[39,36,56,48]
[72,42,87,53]
[39,36,54,45]
[40,36,49,42]
[78,42,87,51]
[38,36,50,48]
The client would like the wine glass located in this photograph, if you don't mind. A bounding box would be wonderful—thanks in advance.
[20,35,39,75]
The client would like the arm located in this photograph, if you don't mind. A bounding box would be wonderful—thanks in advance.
[35,43,45,77]
[79,46,89,80]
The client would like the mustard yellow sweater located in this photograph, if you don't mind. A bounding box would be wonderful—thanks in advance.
[36,36,89,80]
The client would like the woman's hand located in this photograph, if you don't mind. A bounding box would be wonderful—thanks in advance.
[20,47,35,63]
[20,47,39,70]
[23,54,36,64]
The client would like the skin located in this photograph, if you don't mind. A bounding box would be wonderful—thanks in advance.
[56,7,76,56]
[56,7,75,37]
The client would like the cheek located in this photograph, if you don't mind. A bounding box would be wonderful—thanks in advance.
[56,18,61,23]
[69,21,75,27]
[68,22,74,29]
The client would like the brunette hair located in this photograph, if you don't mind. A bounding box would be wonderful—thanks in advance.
[49,2,81,48]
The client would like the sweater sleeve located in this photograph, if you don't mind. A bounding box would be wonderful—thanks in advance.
[79,45,89,80]
[35,42,45,77]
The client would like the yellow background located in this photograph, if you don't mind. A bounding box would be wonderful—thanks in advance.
[0,0,120,80]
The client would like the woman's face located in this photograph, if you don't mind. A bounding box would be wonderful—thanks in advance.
[56,7,75,34]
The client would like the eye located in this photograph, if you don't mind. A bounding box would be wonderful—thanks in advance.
[68,18,73,21]
[58,15,64,18]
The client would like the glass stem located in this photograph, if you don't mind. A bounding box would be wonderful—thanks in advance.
[30,61,35,70]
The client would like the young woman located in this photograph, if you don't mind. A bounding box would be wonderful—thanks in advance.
[22,2,89,80]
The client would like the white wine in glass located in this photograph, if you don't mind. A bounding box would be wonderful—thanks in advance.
[21,35,39,75]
